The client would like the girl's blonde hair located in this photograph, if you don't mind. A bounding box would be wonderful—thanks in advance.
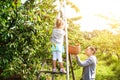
[56,18,63,28]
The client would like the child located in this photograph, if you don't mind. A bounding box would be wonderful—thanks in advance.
[76,46,97,80]
[51,18,66,73]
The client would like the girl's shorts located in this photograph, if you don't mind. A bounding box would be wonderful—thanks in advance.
[51,43,64,53]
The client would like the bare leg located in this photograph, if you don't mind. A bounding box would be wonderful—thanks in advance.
[53,60,56,69]
[52,51,56,72]
[59,62,64,69]
[59,62,66,73]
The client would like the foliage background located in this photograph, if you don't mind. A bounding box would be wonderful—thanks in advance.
[0,0,120,80]
[0,0,56,79]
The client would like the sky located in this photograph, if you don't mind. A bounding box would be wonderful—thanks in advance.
[21,0,27,3]
[66,0,120,32]
[21,0,120,32]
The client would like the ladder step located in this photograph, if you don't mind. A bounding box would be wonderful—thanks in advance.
[39,71,67,74]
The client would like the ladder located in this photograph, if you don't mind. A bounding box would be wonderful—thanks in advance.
[37,54,75,80]
[37,71,66,80]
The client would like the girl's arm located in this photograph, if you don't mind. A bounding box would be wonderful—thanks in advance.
[76,56,94,67]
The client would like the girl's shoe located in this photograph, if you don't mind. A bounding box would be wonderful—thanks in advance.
[52,68,56,72]
[60,68,66,73]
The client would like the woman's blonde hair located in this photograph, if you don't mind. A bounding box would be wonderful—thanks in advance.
[56,18,63,28]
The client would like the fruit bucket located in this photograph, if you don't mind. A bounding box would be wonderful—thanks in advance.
[68,45,80,55]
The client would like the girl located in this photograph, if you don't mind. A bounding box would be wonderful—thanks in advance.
[51,18,66,73]
[76,46,97,80]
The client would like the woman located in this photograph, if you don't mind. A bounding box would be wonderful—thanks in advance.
[76,46,97,80]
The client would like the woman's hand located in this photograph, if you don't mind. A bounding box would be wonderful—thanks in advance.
[74,54,78,58]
